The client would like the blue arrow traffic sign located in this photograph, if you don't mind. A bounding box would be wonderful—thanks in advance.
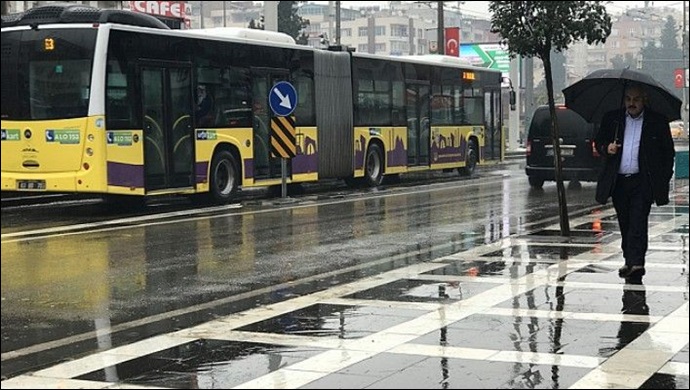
[269,81,297,117]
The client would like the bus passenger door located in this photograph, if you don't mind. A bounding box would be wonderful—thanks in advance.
[140,64,194,192]
[252,70,289,180]
[406,82,430,166]
[484,88,502,161]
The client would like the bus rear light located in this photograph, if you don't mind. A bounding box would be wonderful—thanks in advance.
[591,141,600,157]
[83,163,90,170]
[526,140,532,157]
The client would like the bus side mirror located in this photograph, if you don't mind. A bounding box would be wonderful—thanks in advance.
[509,90,516,111]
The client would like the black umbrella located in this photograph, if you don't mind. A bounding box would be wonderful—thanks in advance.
[563,68,682,123]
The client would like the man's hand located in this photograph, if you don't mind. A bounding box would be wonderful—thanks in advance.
[607,142,621,155]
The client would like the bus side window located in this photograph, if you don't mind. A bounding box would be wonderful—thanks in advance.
[106,65,133,129]
[216,66,252,128]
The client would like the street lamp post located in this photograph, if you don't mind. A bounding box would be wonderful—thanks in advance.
[416,1,445,54]
[335,1,341,46]
[437,1,444,55]
[681,1,690,135]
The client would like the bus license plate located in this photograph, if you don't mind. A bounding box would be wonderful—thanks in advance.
[17,180,46,191]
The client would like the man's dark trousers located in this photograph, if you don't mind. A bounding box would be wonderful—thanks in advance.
[612,173,653,268]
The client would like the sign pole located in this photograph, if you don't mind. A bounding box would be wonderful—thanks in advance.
[281,158,287,198]
[268,81,298,203]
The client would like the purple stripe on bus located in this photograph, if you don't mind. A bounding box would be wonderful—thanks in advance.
[386,136,406,167]
[195,161,209,184]
[244,159,253,179]
[107,162,144,188]
[431,134,465,164]
[354,134,365,170]
[292,135,318,174]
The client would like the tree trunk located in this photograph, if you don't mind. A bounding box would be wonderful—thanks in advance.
[542,52,571,238]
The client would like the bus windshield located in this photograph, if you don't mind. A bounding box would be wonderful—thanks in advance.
[1,28,97,121]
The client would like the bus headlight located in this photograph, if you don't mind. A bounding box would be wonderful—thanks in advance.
[87,134,95,142]
[86,147,94,156]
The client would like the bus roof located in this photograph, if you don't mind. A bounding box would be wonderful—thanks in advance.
[190,27,297,45]
[1,3,168,30]
[353,51,503,73]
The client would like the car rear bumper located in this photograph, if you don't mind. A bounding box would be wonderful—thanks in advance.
[525,166,600,182]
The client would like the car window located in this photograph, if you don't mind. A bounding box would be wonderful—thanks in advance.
[529,107,593,138]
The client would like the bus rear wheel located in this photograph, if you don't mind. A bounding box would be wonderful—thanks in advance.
[208,150,239,204]
[364,144,384,187]
[459,139,478,176]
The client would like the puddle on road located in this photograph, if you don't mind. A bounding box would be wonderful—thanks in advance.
[76,340,324,388]
[236,304,428,338]
[412,313,630,358]
[301,351,591,389]
[641,373,690,390]
[494,284,687,318]
[423,259,555,279]
[574,221,620,231]
[481,245,592,259]
[524,228,616,244]
[343,279,496,303]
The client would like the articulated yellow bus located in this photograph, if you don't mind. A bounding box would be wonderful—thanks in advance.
[1,3,505,205]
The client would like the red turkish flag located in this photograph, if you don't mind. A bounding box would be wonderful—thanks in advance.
[674,68,684,89]
[445,27,460,57]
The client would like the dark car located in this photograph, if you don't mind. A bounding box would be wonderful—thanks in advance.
[525,105,602,188]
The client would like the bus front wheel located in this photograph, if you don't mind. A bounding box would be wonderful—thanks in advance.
[208,150,239,204]
[364,144,384,187]
[459,139,478,176]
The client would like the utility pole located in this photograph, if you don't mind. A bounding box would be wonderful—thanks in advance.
[681,1,690,135]
[335,1,341,46]
[437,1,445,55]
[264,1,278,31]
[328,1,334,45]
[509,57,521,151]
[199,1,204,28]
[524,57,534,147]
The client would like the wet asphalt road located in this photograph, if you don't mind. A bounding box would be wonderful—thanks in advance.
[1,162,609,380]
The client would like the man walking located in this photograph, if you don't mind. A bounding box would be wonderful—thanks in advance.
[595,83,675,279]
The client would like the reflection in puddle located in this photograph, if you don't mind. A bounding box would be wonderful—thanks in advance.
[303,352,591,389]
[344,279,495,303]
[482,245,591,259]
[236,304,427,338]
[641,373,690,389]
[425,260,554,279]
[76,340,324,388]
[525,229,616,244]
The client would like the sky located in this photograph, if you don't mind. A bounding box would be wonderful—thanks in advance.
[307,1,686,20]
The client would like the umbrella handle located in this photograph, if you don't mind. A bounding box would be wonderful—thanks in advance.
[613,120,620,142]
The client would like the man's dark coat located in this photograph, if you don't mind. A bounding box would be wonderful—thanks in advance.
[594,109,675,206]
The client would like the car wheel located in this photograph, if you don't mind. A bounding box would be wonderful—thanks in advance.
[528,176,544,188]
